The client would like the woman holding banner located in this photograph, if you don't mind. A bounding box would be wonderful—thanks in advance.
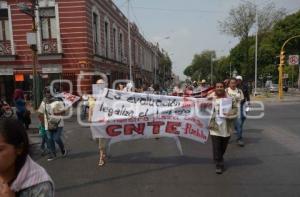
[208,82,237,174]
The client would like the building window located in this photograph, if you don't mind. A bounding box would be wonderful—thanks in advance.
[93,12,99,54]
[0,9,10,41]
[40,7,57,40]
[112,26,117,60]
[119,32,124,62]
[104,19,110,58]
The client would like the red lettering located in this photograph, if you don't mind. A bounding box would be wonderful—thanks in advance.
[166,121,181,135]
[106,125,122,137]
[147,121,165,134]
[124,123,145,135]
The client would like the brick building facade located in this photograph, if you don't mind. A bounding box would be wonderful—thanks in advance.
[0,0,159,104]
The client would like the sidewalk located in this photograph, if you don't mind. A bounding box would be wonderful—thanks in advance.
[251,90,300,103]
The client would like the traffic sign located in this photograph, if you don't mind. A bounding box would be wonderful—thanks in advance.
[283,74,289,79]
[288,55,299,65]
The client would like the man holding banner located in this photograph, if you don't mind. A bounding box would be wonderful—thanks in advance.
[208,82,237,174]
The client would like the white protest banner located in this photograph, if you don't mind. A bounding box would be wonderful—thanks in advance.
[56,92,80,109]
[91,89,214,143]
[92,83,106,96]
[219,98,232,118]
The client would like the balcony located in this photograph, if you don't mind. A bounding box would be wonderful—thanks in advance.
[0,41,16,61]
[39,39,62,60]
[42,39,58,54]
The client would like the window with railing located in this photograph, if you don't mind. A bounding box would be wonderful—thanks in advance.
[0,9,11,55]
[39,7,58,54]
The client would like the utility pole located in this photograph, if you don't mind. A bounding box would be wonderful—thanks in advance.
[18,0,39,109]
[230,61,232,78]
[210,53,213,86]
[127,0,133,82]
[254,5,258,96]
[32,0,38,109]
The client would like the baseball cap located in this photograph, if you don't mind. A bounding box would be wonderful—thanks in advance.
[236,76,243,80]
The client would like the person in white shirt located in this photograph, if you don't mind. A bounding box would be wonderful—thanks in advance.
[38,87,67,161]
[208,82,237,174]
[226,78,245,147]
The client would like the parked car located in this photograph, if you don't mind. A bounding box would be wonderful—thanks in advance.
[268,84,278,93]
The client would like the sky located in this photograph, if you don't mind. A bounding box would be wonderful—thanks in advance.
[113,0,300,80]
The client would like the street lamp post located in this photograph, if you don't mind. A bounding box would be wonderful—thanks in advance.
[210,53,214,86]
[17,0,39,109]
[127,0,133,82]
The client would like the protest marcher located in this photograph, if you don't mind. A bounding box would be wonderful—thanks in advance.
[208,82,237,174]
[184,85,193,97]
[223,79,230,88]
[38,87,67,161]
[199,79,208,91]
[117,83,125,91]
[81,91,89,120]
[88,95,96,122]
[172,84,181,96]
[227,77,245,146]
[236,75,251,144]
[13,89,26,126]
[91,79,111,166]
[153,84,160,95]
[0,118,54,196]
[38,115,49,156]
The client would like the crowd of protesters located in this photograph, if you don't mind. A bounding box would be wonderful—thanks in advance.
[0,74,252,196]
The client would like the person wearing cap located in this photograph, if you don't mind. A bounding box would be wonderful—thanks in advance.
[196,79,209,97]
[226,78,245,146]
[235,76,250,146]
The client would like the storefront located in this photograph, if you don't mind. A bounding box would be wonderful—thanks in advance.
[0,67,14,104]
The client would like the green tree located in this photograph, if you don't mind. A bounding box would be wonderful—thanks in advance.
[184,50,216,81]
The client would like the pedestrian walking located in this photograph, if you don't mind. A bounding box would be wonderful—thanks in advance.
[226,77,246,146]
[0,118,54,196]
[38,87,67,161]
[208,81,237,174]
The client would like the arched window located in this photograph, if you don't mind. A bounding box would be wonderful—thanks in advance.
[92,7,100,55]
[119,30,124,62]
[112,24,118,60]
[104,16,111,58]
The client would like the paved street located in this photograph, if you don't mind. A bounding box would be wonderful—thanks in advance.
[30,100,300,197]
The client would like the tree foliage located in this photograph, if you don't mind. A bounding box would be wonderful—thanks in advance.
[185,9,300,86]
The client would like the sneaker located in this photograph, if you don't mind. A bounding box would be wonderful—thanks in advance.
[215,167,223,174]
[41,150,49,157]
[237,139,245,147]
[47,155,56,162]
[62,149,68,157]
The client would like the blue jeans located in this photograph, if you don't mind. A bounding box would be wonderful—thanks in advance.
[235,104,246,140]
[81,105,88,120]
[46,127,65,156]
[41,134,49,151]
